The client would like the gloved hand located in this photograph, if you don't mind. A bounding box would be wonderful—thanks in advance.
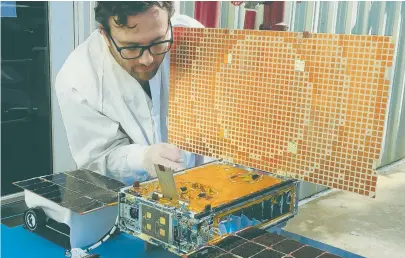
[142,143,184,177]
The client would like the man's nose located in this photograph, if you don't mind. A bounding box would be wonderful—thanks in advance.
[138,49,153,66]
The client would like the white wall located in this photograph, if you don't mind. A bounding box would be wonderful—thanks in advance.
[49,1,77,173]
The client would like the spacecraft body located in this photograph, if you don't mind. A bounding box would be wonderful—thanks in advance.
[118,160,299,255]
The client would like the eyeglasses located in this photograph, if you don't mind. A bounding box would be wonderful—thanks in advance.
[107,21,173,60]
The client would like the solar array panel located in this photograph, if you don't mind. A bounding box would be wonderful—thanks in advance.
[186,227,341,258]
[13,170,125,214]
[168,28,395,197]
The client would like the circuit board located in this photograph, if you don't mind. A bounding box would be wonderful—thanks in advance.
[118,161,299,254]
[131,163,283,213]
[168,28,395,198]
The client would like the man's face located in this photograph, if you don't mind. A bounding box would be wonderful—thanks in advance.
[104,7,170,83]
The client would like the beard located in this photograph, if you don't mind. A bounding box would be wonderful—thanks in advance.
[109,47,161,83]
[129,65,160,83]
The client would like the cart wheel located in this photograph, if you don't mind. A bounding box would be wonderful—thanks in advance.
[24,207,47,231]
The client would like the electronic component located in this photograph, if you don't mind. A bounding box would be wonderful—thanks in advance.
[118,160,299,256]
[154,164,179,200]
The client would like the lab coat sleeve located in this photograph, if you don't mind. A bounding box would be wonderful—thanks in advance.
[56,80,149,183]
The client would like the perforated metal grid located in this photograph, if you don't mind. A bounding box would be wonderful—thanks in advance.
[168,28,394,198]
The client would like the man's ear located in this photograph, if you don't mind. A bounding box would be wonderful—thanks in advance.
[98,24,111,47]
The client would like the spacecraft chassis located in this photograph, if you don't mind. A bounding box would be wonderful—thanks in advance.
[117,160,299,256]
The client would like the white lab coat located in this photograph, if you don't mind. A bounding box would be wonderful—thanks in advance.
[55,15,209,186]
[24,15,212,250]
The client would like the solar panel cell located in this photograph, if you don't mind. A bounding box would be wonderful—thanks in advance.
[253,233,285,246]
[187,246,227,257]
[41,173,68,185]
[67,169,125,191]
[188,227,343,258]
[13,170,125,214]
[291,246,325,258]
[272,239,304,253]
[24,181,53,191]
[236,226,268,239]
[251,249,285,258]
[230,242,266,257]
[14,178,42,188]
[216,236,247,251]
[217,254,238,258]
[30,184,61,195]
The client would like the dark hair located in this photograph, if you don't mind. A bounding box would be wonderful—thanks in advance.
[94,1,174,31]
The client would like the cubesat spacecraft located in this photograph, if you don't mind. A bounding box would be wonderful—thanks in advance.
[119,160,299,255]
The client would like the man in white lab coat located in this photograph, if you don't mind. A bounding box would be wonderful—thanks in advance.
[56,2,208,186]
[40,2,213,254]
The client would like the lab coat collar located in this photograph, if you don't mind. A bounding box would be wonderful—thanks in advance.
[102,38,165,145]
[102,43,155,145]
[149,62,163,143]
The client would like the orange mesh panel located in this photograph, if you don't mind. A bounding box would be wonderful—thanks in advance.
[168,28,395,198]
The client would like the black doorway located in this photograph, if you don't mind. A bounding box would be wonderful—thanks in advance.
[1,1,53,196]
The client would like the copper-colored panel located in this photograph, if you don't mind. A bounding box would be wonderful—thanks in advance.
[168,28,394,198]
[134,164,282,213]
